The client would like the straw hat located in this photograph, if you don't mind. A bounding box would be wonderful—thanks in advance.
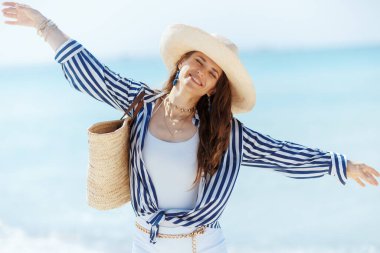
[159,23,256,114]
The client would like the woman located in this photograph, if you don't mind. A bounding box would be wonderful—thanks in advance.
[2,2,380,253]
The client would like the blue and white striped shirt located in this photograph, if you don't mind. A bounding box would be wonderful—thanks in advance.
[54,39,348,244]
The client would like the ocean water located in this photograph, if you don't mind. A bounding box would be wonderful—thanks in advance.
[0,45,379,253]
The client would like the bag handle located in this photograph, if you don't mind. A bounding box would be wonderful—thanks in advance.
[119,90,146,120]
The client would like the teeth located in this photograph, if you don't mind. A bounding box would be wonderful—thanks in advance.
[190,74,202,86]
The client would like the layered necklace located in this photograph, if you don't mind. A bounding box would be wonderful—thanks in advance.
[153,94,196,136]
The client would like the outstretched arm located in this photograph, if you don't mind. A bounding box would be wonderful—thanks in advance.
[241,124,380,187]
[52,38,147,114]
[2,1,148,115]
[241,123,349,185]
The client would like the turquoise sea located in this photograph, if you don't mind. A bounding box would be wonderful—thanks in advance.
[0,45,379,253]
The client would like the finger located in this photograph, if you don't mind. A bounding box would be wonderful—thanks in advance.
[2,2,18,7]
[4,20,18,25]
[367,166,380,177]
[354,177,365,187]
[3,12,17,18]
[365,171,379,186]
[2,8,17,14]
[2,7,17,12]
[363,165,380,178]
[361,171,378,186]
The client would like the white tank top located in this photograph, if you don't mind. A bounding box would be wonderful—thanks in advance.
[142,128,200,211]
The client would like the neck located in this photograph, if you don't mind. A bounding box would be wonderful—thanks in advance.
[165,89,199,119]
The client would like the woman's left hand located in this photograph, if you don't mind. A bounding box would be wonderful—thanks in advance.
[347,159,380,187]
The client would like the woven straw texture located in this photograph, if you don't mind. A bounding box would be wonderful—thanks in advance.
[87,118,132,210]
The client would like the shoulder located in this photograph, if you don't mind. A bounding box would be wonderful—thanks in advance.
[135,82,164,101]
[228,117,245,140]
[231,116,244,129]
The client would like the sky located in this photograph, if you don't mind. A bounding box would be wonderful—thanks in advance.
[0,0,380,66]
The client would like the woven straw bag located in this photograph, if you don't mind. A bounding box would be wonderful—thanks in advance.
[87,91,145,210]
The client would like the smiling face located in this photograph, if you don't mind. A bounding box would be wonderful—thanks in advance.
[176,51,223,97]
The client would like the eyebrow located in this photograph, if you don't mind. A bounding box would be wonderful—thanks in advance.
[198,56,220,77]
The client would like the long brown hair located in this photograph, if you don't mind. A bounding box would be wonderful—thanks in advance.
[161,51,232,188]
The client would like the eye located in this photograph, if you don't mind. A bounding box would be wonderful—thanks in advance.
[196,59,202,65]
[209,72,217,79]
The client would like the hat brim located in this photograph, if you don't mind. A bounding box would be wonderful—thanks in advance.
[159,24,256,114]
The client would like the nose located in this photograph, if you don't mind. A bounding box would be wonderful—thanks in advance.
[197,68,205,78]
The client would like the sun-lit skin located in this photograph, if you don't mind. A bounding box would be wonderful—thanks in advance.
[2,1,380,187]
[165,51,223,119]
[346,160,379,187]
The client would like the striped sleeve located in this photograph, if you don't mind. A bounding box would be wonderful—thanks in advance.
[240,124,348,186]
[54,38,147,115]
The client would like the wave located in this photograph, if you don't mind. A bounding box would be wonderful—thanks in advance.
[0,219,104,253]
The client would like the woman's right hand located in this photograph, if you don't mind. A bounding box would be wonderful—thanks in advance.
[2,1,47,28]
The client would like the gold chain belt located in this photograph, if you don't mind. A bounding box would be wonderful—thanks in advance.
[135,221,206,253]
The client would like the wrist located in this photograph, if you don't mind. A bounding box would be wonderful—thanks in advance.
[34,16,48,29]
[347,159,353,178]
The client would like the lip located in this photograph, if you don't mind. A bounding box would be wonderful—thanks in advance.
[189,74,203,87]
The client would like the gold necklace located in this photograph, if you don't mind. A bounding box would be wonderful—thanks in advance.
[164,113,188,136]
[162,96,195,136]
[165,96,196,113]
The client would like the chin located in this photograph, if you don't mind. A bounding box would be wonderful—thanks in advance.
[183,82,205,96]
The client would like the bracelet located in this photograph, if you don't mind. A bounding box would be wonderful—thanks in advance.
[37,19,56,37]
[36,18,50,35]
[38,20,53,36]
[43,23,58,42]
[36,19,58,41]
[36,18,49,30]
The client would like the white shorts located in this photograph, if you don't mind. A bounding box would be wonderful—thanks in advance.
[132,216,228,253]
